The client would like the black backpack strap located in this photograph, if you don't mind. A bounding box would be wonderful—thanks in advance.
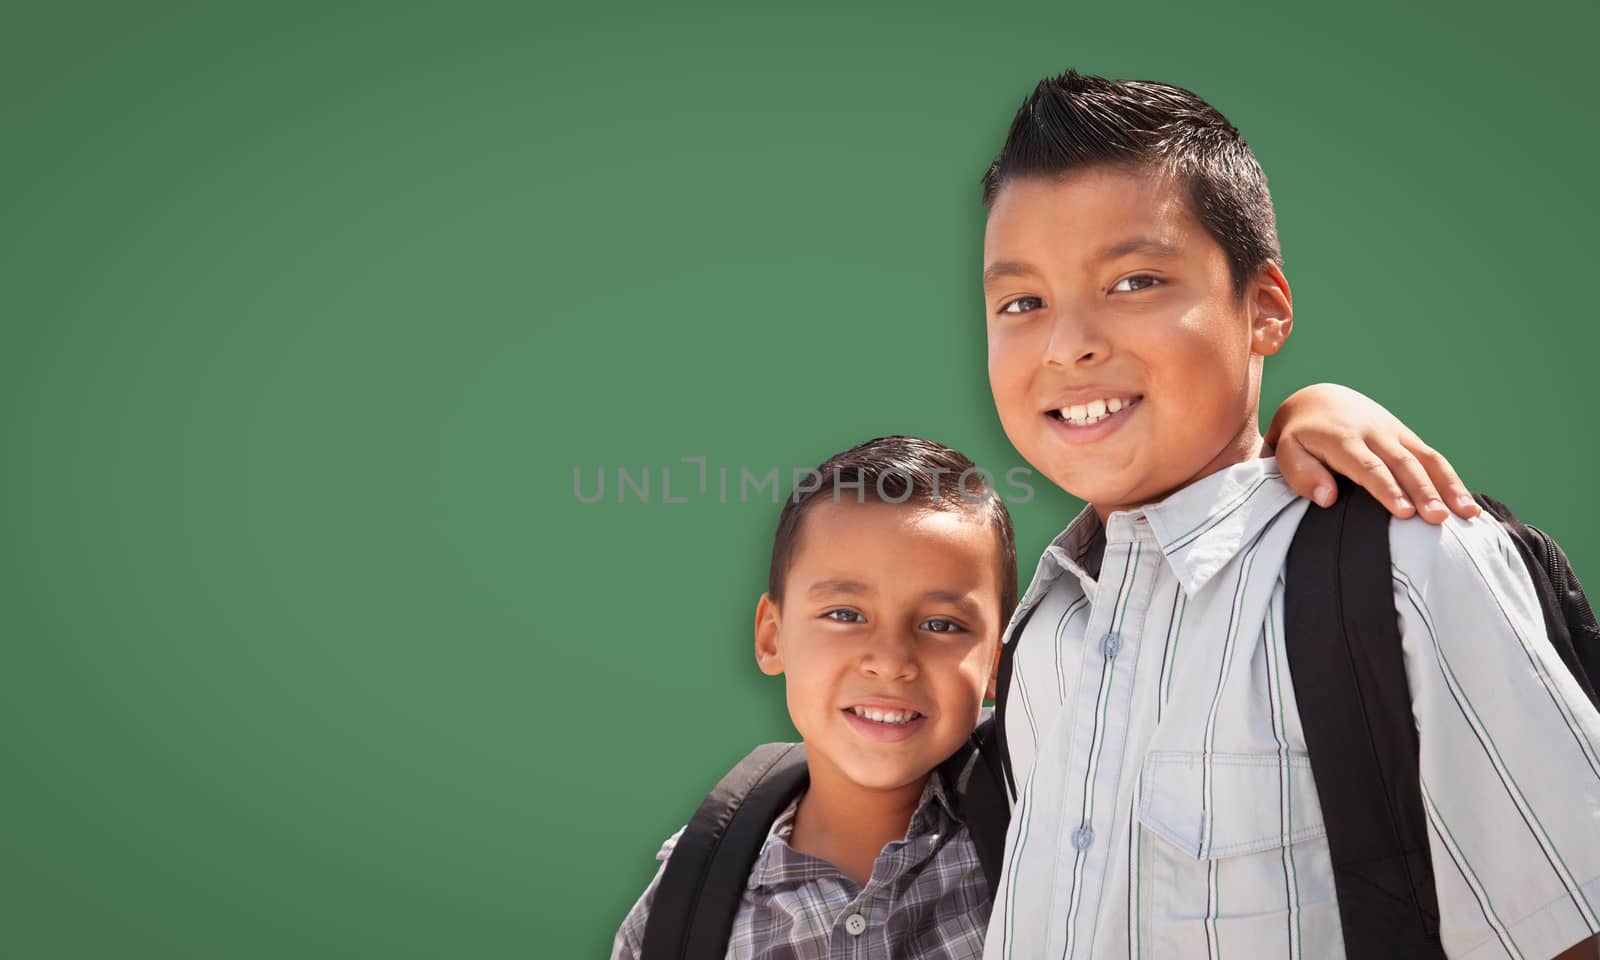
[1284,479,1446,959]
[1471,494,1600,709]
[937,712,1010,897]
[640,743,808,960]
[992,600,1043,803]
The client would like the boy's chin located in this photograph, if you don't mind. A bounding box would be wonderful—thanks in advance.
[1029,452,1174,515]
[1037,466,1141,511]
[1019,442,1131,499]
[826,741,972,795]
[816,745,942,795]
[834,764,934,795]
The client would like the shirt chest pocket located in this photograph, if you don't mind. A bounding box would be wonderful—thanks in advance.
[1134,751,1345,958]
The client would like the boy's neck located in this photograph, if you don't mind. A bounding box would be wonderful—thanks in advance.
[1092,424,1267,521]
[788,762,928,888]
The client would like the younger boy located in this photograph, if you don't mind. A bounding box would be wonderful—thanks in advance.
[614,436,1015,959]
[612,418,1480,959]
[980,71,1600,959]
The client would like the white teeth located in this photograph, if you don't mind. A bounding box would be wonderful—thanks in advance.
[850,706,920,724]
[1057,396,1138,426]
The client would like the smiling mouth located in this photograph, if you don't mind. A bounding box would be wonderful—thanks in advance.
[1047,394,1144,427]
[844,705,924,725]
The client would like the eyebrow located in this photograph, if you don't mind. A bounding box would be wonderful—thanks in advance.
[982,260,1037,287]
[805,581,984,616]
[807,579,871,597]
[925,590,984,618]
[1096,237,1182,261]
[983,238,1180,288]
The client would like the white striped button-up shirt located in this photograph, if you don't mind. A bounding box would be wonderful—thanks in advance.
[985,457,1600,959]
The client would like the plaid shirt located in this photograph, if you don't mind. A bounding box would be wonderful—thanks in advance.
[610,773,990,960]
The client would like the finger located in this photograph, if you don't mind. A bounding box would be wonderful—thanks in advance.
[1274,435,1339,508]
[1400,435,1480,520]
[1371,435,1447,523]
[1324,435,1416,518]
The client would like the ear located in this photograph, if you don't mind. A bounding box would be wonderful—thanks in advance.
[1248,262,1294,358]
[754,592,784,676]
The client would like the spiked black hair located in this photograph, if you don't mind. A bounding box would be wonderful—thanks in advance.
[982,69,1282,294]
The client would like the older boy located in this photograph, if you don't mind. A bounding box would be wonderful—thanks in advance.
[981,71,1600,959]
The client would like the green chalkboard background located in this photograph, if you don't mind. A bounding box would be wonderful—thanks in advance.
[4,1,1595,956]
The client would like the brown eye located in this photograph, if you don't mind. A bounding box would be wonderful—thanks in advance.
[824,609,865,624]
[1111,275,1161,293]
[920,618,966,634]
[1000,296,1044,314]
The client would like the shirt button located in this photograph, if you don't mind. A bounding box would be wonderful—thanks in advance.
[1100,632,1122,657]
[844,912,867,936]
[1072,825,1094,851]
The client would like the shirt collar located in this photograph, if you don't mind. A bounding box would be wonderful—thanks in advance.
[1142,456,1297,595]
[1008,507,1103,628]
[745,774,958,890]
[1007,457,1298,626]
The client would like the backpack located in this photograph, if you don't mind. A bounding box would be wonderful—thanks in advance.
[1283,478,1600,959]
[638,712,1012,960]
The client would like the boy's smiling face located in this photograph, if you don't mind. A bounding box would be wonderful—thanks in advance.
[754,499,1002,795]
[983,166,1293,517]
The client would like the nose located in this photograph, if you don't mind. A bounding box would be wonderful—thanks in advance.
[1042,306,1111,368]
[859,628,918,683]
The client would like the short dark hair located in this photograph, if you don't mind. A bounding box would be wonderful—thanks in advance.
[767,436,1019,630]
[981,69,1281,295]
